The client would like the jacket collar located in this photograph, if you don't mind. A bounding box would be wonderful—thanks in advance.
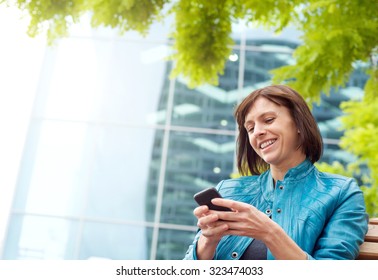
[281,158,314,181]
[259,159,314,202]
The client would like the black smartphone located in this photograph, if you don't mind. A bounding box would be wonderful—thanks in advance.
[193,187,231,211]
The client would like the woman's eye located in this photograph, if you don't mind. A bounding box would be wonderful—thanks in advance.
[265,118,274,123]
[247,127,254,133]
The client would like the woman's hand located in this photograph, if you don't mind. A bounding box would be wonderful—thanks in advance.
[211,198,273,241]
[194,205,229,242]
[193,204,230,259]
[211,198,307,260]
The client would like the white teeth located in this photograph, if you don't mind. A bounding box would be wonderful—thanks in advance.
[260,140,276,149]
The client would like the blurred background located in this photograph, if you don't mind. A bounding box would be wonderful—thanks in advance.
[0,4,369,260]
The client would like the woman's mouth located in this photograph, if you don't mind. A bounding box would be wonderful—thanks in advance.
[260,139,276,150]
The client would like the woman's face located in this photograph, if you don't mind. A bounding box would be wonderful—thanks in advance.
[244,96,305,169]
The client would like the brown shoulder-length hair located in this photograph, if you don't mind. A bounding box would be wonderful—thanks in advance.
[234,85,323,176]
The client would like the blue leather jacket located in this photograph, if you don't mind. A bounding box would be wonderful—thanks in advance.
[184,159,369,260]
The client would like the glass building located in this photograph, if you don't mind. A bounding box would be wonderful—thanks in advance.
[1,21,368,260]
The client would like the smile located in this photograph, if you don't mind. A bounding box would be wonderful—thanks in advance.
[260,139,276,149]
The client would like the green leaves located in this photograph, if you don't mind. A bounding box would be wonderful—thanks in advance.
[90,0,169,35]
[14,0,86,43]
[169,0,234,87]
[339,76,378,216]
[9,0,169,43]
[273,0,378,102]
[9,0,376,94]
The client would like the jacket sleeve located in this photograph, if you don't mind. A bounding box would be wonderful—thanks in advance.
[183,229,201,260]
[183,181,225,260]
[308,178,369,260]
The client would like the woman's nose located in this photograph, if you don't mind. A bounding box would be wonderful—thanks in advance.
[253,124,266,137]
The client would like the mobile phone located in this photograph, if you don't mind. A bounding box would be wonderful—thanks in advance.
[193,187,231,211]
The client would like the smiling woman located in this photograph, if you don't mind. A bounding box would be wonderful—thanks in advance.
[244,97,305,178]
[236,85,323,177]
[184,84,369,260]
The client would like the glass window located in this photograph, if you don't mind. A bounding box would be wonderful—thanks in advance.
[78,221,151,260]
[170,50,240,130]
[3,214,79,259]
[35,38,170,126]
[159,131,236,226]
[156,228,197,260]
[13,120,92,216]
[84,126,162,222]
[13,120,161,222]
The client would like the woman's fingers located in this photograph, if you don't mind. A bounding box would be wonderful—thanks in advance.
[201,222,229,238]
[197,214,219,228]
[211,198,254,212]
[193,199,267,239]
[193,205,210,218]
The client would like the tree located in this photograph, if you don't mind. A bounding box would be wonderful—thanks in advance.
[2,0,378,215]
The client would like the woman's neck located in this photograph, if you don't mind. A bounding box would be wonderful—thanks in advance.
[270,154,306,182]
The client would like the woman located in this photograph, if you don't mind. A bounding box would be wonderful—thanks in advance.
[184,85,368,260]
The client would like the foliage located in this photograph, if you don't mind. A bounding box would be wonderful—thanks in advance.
[9,0,87,43]
[3,0,377,90]
[1,0,169,44]
[2,0,378,215]
[271,1,378,102]
[169,1,234,87]
[337,70,378,217]
[169,0,306,86]
[89,0,169,34]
